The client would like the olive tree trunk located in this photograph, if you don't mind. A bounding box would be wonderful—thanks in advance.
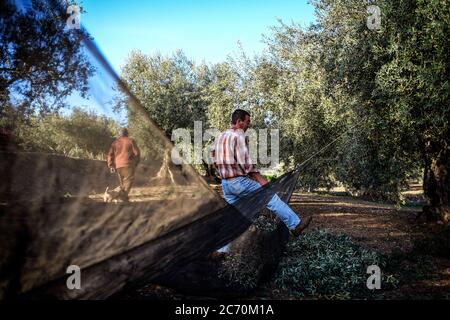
[422,139,450,223]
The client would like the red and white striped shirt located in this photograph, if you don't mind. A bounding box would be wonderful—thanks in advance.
[211,128,258,179]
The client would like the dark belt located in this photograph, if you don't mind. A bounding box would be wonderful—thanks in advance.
[221,175,246,180]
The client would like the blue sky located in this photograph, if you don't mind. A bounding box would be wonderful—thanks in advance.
[81,0,316,72]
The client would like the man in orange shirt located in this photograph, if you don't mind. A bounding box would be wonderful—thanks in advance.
[107,128,140,202]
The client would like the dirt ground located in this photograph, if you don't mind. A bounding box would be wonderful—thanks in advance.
[251,189,450,300]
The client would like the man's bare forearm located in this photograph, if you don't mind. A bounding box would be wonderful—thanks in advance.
[249,172,268,186]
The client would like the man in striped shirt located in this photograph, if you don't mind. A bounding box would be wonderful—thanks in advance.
[211,109,312,241]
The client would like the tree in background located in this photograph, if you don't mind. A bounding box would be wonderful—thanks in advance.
[0,0,97,160]
[121,50,208,136]
[376,0,449,220]
[309,0,422,202]
[119,50,211,162]
[0,0,93,118]
[119,50,215,178]
[205,62,241,131]
[263,20,343,190]
[13,108,119,159]
[265,0,448,217]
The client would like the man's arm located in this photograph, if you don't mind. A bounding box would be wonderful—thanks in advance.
[210,141,217,165]
[107,142,115,169]
[234,135,267,186]
[131,139,141,165]
[249,171,269,186]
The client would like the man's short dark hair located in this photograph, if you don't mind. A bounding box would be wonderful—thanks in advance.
[119,128,129,137]
[231,109,251,125]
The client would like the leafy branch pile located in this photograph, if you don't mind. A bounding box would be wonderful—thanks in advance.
[273,230,399,299]
[218,213,279,291]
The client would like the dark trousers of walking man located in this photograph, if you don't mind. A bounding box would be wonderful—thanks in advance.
[116,166,136,201]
